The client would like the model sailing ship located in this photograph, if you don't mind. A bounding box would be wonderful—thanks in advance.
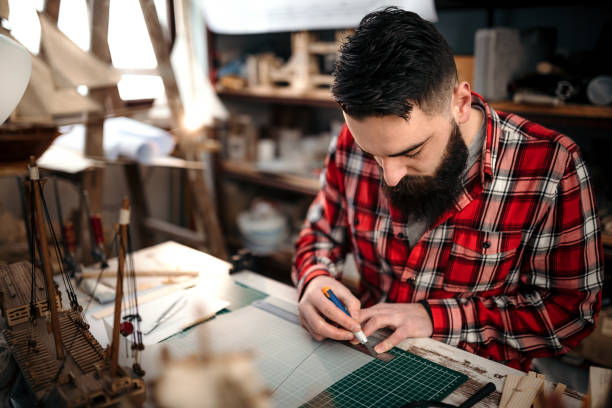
[0,158,146,406]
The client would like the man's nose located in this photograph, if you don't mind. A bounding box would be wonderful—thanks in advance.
[379,158,406,187]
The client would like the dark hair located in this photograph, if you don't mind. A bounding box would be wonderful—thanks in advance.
[332,7,457,119]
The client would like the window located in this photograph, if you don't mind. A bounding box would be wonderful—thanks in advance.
[8,0,167,101]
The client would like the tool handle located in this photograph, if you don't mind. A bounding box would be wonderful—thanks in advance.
[458,382,496,408]
[322,287,351,317]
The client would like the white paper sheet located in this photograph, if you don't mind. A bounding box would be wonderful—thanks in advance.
[104,287,229,345]
[83,241,231,291]
[202,0,437,34]
[136,302,373,407]
[53,116,175,164]
[37,144,100,173]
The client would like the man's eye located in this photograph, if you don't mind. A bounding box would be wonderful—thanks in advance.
[405,149,421,158]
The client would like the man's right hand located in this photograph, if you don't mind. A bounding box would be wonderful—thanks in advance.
[297,275,362,342]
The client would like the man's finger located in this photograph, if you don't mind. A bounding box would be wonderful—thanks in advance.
[374,328,407,354]
[358,304,385,324]
[361,313,395,337]
[303,304,354,341]
[314,294,361,332]
[311,314,355,341]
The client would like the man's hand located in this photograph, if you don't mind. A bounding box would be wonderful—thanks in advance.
[358,303,433,353]
[298,276,362,342]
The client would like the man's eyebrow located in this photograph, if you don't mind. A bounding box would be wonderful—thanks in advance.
[387,136,431,158]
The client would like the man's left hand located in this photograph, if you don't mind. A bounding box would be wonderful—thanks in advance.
[358,303,433,353]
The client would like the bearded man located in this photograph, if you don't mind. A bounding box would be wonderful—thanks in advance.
[291,7,603,371]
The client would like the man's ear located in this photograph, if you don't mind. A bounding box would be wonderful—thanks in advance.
[451,81,472,125]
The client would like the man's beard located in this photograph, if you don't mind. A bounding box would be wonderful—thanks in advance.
[383,122,469,226]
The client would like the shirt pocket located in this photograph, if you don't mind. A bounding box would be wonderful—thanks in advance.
[443,228,522,294]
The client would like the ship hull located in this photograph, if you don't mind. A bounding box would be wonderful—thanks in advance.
[3,310,145,407]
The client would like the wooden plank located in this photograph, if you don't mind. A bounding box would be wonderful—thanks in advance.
[499,374,544,408]
[589,366,612,408]
[499,375,521,408]
[552,382,567,401]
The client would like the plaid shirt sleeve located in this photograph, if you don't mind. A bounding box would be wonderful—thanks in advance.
[426,142,603,362]
[291,133,350,296]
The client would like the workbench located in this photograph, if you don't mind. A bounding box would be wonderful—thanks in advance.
[78,241,584,408]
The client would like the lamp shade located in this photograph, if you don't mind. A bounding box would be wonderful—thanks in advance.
[0,33,31,125]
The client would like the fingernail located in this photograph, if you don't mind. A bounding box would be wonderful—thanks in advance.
[349,339,359,345]
[375,342,387,353]
[346,334,355,341]
[352,325,361,332]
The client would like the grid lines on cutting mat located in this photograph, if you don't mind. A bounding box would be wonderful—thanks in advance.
[301,347,468,408]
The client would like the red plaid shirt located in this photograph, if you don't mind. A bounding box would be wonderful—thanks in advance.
[292,93,603,370]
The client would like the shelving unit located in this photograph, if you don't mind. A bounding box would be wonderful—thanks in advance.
[218,88,337,109]
[219,87,612,120]
[490,101,612,120]
[212,4,612,277]
[222,160,319,196]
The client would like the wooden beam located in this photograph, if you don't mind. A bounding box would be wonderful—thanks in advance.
[84,0,112,215]
[44,0,60,22]
[123,163,153,247]
[142,217,206,247]
[139,0,227,259]
[139,0,183,127]
[0,0,9,20]
[186,165,227,259]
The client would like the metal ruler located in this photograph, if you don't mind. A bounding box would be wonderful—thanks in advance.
[252,299,394,362]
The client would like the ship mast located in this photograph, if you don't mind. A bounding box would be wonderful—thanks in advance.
[28,157,64,360]
[110,197,130,376]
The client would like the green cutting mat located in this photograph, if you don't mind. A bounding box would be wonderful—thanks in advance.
[301,347,468,408]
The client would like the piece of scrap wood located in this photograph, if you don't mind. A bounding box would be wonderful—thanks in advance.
[552,382,567,399]
[81,270,199,279]
[499,375,520,408]
[589,366,612,408]
[500,374,545,408]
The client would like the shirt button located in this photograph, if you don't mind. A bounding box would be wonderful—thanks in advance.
[354,218,359,226]
[482,241,491,249]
